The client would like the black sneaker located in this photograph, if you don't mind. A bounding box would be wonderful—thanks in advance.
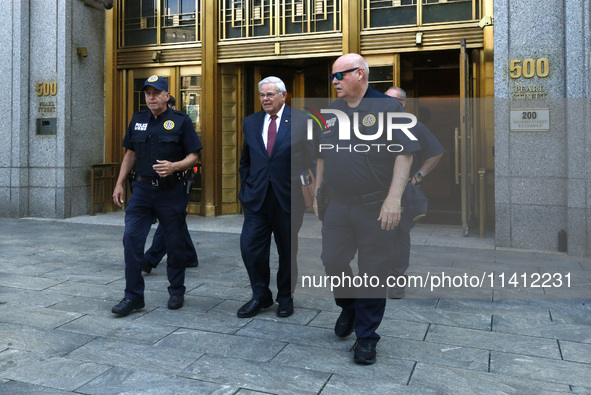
[111,299,145,316]
[168,295,184,310]
[353,339,377,365]
[334,308,355,338]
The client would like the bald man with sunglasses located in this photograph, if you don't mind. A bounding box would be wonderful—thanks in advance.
[313,54,421,365]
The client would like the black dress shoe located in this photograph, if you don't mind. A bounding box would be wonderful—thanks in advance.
[186,260,199,268]
[111,299,145,316]
[168,295,184,310]
[335,308,355,338]
[353,339,377,365]
[237,298,274,318]
[277,299,294,317]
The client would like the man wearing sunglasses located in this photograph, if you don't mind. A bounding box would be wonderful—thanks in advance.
[313,54,421,365]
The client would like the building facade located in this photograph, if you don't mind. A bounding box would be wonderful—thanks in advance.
[2,0,590,256]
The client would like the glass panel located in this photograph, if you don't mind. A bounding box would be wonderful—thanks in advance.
[161,0,199,43]
[422,0,473,24]
[284,0,339,34]
[219,0,339,40]
[221,0,273,39]
[124,0,158,46]
[180,75,202,204]
[368,65,393,94]
[365,0,416,28]
[181,75,202,137]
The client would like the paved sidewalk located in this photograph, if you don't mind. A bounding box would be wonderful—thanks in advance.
[0,213,590,394]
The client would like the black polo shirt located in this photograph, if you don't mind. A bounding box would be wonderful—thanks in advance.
[318,86,421,195]
[122,107,202,177]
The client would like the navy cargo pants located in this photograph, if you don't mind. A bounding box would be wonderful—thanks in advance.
[123,180,188,301]
[321,198,400,344]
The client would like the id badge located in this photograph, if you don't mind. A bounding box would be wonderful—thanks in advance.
[300,171,312,186]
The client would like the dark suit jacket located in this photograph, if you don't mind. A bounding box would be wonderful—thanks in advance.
[239,105,312,213]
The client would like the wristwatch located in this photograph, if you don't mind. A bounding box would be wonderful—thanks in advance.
[415,171,424,180]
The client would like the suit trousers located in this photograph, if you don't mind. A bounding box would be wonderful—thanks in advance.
[123,181,188,301]
[240,184,294,303]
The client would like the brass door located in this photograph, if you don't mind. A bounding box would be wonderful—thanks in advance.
[458,39,476,236]
[127,67,204,214]
[178,66,203,214]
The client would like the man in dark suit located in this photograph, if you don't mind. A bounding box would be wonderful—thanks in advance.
[237,76,310,318]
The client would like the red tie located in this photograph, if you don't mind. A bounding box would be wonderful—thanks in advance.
[267,115,277,156]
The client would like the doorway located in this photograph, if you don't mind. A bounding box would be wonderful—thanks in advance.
[399,50,462,225]
[245,59,332,113]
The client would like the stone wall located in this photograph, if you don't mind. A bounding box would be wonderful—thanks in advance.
[1,0,106,218]
[494,0,591,255]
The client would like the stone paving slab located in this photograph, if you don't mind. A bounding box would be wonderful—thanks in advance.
[383,303,493,330]
[156,328,287,362]
[66,337,203,374]
[0,286,74,308]
[0,273,63,291]
[0,303,83,330]
[0,324,94,356]
[135,306,252,335]
[182,354,331,394]
[235,319,347,350]
[559,339,591,364]
[409,363,571,394]
[1,217,590,393]
[378,336,490,372]
[58,314,177,345]
[0,380,73,394]
[0,349,112,392]
[425,324,562,359]
[490,351,591,388]
[271,343,416,383]
[492,313,591,343]
[77,366,238,394]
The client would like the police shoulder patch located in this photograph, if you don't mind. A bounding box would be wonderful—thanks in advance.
[362,114,376,127]
[147,75,159,82]
[163,120,175,130]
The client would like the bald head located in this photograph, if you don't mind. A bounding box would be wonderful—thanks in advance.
[331,53,370,104]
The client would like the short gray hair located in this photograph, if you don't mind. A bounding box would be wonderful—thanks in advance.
[258,76,286,93]
[388,87,406,101]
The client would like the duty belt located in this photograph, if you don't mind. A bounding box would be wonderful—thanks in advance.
[134,173,182,189]
[328,187,387,206]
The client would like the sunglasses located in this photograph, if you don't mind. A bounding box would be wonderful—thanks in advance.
[330,67,359,81]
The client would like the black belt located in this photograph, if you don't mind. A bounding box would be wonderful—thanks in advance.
[329,187,387,206]
[135,173,182,188]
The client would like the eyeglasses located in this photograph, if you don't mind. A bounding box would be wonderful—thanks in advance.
[330,67,359,81]
[259,92,277,99]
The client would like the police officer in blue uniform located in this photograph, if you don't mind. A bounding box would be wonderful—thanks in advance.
[142,95,199,274]
[385,87,444,299]
[111,75,202,316]
[313,54,420,364]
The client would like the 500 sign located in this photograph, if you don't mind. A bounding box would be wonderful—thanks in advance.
[36,82,57,96]
[509,58,549,79]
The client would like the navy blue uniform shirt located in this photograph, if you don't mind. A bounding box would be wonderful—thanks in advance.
[318,86,421,194]
[122,107,202,177]
[409,120,444,175]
